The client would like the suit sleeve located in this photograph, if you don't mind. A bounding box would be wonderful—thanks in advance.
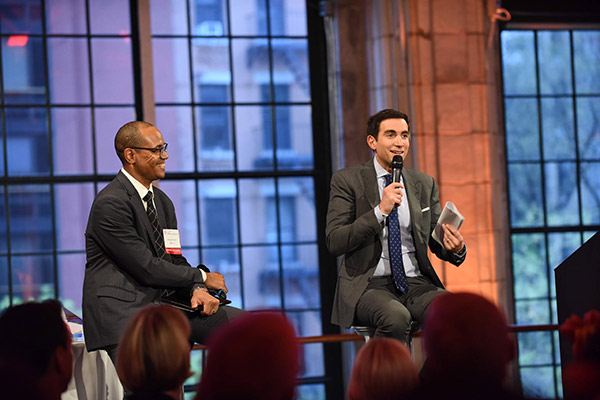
[426,178,466,267]
[88,194,204,288]
[325,170,383,257]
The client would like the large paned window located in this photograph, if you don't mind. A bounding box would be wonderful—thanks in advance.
[0,0,135,312]
[2,0,334,398]
[501,29,600,398]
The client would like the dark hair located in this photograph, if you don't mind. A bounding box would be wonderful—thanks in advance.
[366,109,410,139]
[0,300,70,377]
[114,121,154,163]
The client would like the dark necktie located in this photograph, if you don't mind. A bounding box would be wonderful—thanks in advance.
[384,174,409,293]
[143,191,166,259]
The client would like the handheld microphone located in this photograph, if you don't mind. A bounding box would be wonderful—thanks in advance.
[392,155,403,183]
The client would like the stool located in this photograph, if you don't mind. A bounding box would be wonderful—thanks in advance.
[352,325,376,342]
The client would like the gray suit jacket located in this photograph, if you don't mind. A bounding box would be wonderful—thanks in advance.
[82,172,204,351]
[326,160,466,328]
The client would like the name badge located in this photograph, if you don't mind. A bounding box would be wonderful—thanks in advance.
[163,229,182,255]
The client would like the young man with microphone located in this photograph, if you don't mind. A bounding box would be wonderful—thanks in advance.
[325,109,467,343]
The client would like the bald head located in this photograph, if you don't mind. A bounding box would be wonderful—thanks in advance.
[115,121,154,163]
[424,292,515,385]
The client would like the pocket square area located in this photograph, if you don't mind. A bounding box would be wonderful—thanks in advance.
[421,207,430,212]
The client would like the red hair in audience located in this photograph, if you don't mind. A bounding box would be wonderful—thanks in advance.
[422,292,516,393]
[347,337,418,400]
[195,312,299,400]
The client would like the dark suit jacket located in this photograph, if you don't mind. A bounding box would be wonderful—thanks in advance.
[82,171,204,351]
[325,160,466,328]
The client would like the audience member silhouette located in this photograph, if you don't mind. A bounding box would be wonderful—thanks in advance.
[347,337,419,400]
[560,309,600,399]
[417,292,520,400]
[117,304,192,399]
[195,312,299,400]
[0,300,73,400]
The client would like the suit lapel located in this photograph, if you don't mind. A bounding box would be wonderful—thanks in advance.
[361,161,380,208]
[403,168,424,241]
[116,172,161,256]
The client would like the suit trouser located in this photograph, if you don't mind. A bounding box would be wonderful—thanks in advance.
[104,305,245,365]
[354,275,447,343]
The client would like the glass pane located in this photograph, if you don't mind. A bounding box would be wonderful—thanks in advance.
[235,105,274,171]
[0,0,42,34]
[520,366,556,399]
[189,0,229,36]
[287,311,324,377]
[544,162,579,226]
[508,164,544,228]
[501,31,537,96]
[538,31,572,95]
[202,247,242,308]
[505,98,540,162]
[55,183,94,251]
[2,36,47,105]
[541,97,575,160]
[46,0,87,34]
[0,257,8,307]
[515,299,550,325]
[271,0,307,36]
[155,106,195,172]
[195,105,234,171]
[282,244,319,309]
[158,180,198,247]
[296,384,325,400]
[5,107,50,176]
[275,105,313,170]
[272,39,310,102]
[229,0,267,36]
[11,255,55,302]
[573,31,600,94]
[279,177,316,242]
[94,107,136,174]
[153,38,191,103]
[0,113,4,175]
[580,161,600,225]
[198,179,238,246]
[239,178,274,244]
[58,253,86,316]
[91,38,134,104]
[548,232,581,298]
[0,187,5,254]
[241,245,281,309]
[518,331,553,366]
[512,233,547,300]
[8,185,53,253]
[48,38,90,104]
[192,38,232,103]
[52,108,94,174]
[232,38,269,103]
[576,97,600,160]
[150,0,188,35]
[89,0,130,35]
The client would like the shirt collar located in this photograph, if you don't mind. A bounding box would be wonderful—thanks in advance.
[373,157,390,179]
[121,167,153,202]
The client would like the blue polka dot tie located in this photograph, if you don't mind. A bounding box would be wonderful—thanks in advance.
[384,174,409,293]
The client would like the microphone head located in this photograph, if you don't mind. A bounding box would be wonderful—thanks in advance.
[392,155,403,170]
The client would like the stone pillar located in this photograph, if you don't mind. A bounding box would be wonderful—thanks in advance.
[406,0,511,310]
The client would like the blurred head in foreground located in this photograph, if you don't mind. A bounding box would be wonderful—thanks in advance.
[0,300,73,400]
[348,337,418,400]
[195,312,299,400]
[423,292,515,388]
[117,304,191,398]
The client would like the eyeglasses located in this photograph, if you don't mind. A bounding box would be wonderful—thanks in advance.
[129,143,168,159]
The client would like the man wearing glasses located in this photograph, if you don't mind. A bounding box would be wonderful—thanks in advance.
[82,121,243,363]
